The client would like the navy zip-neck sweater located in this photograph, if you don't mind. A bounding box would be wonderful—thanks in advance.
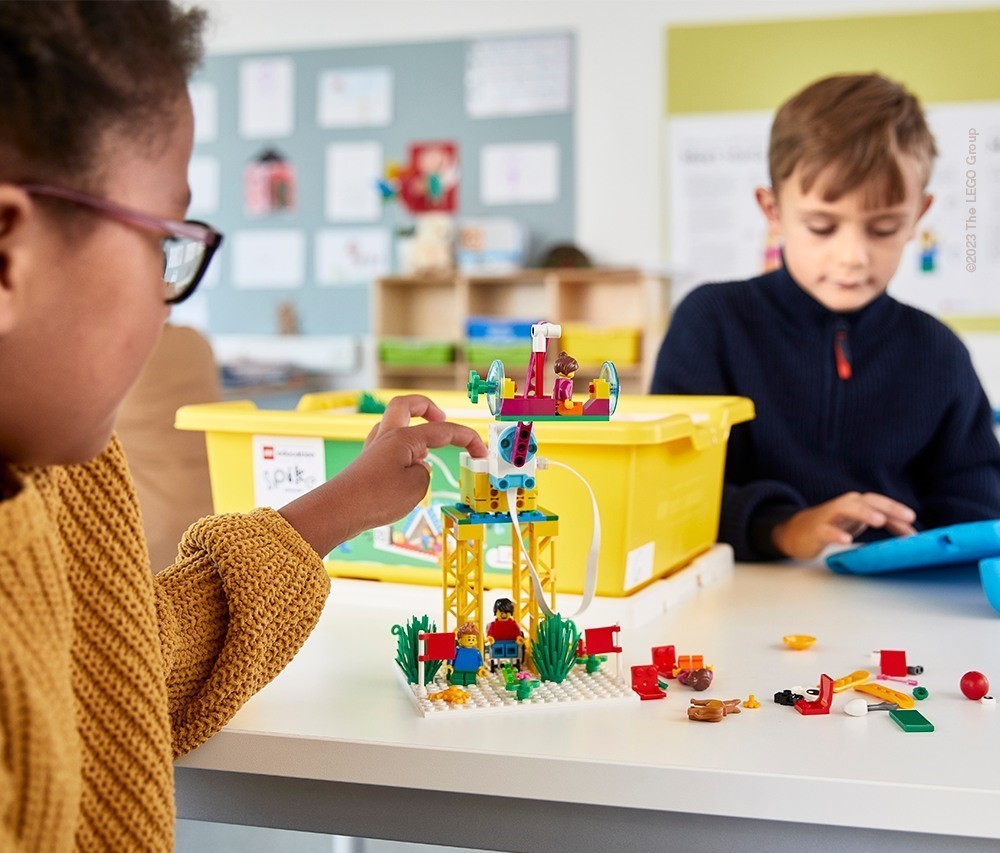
[651,266,1000,561]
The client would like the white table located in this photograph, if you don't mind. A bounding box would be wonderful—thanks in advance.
[175,550,1000,852]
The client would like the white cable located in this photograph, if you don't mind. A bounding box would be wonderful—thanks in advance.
[505,457,601,620]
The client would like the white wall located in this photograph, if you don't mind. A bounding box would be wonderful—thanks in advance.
[199,0,1000,401]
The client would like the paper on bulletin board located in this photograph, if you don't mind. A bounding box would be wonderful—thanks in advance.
[231,229,305,289]
[480,142,560,205]
[239,57,295,139]
[189,82,218,143]
[325,141,383,222]
[317,67,393,128]
[466,35,571,117]
[315,228,391,286]
[667,105,1000,316]
[252,435,325,510]
[667,112,772,306]
[188,156,219,216]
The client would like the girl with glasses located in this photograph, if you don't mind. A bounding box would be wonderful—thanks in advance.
[0,4,485,850]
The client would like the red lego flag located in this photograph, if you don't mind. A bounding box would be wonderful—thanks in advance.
[419,631,456,662]
[584,625,622,656]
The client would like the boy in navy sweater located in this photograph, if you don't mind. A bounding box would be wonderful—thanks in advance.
[653,74,1000,561]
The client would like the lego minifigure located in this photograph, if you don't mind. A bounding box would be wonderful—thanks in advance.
[444,622,487,686]
[553,351,579,415]
[485,598,525,671]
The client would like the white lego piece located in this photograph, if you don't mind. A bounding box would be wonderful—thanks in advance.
[399,664,637,718]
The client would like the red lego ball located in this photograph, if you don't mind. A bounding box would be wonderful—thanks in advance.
[960,671,990,701]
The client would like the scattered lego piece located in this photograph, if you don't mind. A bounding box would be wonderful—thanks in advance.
[889,708,934,732]
[844,698,869,717]
[688,698,742,722]
[795,673,834,715]
[878,674,918,686]
[853,682,915,709]
[960,671,990,701]
[743,694,760,709]
[879,649,908,677]
[774,690,803,706]
[782,634,816,650]
[651,644,676,678]
[678,667,713,691]
[844,698,899,716]
[631,665,666,701]
[832,669,870,692]
[912,686,929,700]
[981,695,996,707]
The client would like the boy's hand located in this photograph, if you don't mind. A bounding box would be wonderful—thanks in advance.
[279,395,486,558]
[771,491,917,560]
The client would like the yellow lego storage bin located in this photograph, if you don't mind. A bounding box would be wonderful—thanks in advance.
[559,323,641,367]
[175,390,753,597]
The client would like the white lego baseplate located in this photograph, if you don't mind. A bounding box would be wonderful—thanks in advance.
[400,664,638,718]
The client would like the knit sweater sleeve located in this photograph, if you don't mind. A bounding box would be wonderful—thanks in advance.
[651,285,806,561]
[153,508,330,757]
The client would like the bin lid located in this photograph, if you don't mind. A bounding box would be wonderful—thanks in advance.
[176,390,754,448]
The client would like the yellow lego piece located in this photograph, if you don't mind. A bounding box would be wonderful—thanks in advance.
[459,468,537,514]
[853,683,915,709]
[501,377,516,399]
[589,378,610,400]
[832,669,871,693]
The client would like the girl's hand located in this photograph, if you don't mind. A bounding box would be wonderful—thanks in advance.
[279,395,486,557]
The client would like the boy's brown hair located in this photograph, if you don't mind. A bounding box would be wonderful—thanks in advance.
[0,1,205,189]
[768,73,937,208]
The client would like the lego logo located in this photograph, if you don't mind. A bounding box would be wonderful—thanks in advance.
[263,446,275,460]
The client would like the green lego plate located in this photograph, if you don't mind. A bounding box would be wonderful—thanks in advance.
[889,708,934,732]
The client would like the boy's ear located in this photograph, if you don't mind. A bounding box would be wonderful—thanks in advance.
[0,184,33,335]
[909,193,934,238]
[755,186,783,237]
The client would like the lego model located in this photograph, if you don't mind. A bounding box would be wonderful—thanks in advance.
[443,320,619,644]
[393,321,634,717]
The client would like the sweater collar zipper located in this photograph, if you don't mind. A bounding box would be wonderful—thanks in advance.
[834,321,853,380]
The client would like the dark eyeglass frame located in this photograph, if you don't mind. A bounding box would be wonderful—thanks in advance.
[18,182,223,305]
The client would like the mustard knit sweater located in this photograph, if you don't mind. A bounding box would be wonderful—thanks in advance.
[0,437,331,851]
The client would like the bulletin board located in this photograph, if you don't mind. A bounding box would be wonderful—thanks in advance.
[664,9,1000,329]
[180,33,576,336]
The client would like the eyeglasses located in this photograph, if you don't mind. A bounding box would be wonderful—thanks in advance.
[18,183,223,305]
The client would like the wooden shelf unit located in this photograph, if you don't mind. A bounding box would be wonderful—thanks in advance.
[373,268,670,394]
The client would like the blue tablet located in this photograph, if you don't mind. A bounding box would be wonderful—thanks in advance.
[825,520,1000,575]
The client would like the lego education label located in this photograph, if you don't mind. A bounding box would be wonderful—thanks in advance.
[252,435,326,510]
[625,541,655,589]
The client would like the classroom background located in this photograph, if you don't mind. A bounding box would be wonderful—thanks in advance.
[169,1,1000,850]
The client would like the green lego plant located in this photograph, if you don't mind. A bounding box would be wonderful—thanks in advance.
[392,615,443,684]
[532,614,580,683]
[357,391,388,414]
[576,653,607,675]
